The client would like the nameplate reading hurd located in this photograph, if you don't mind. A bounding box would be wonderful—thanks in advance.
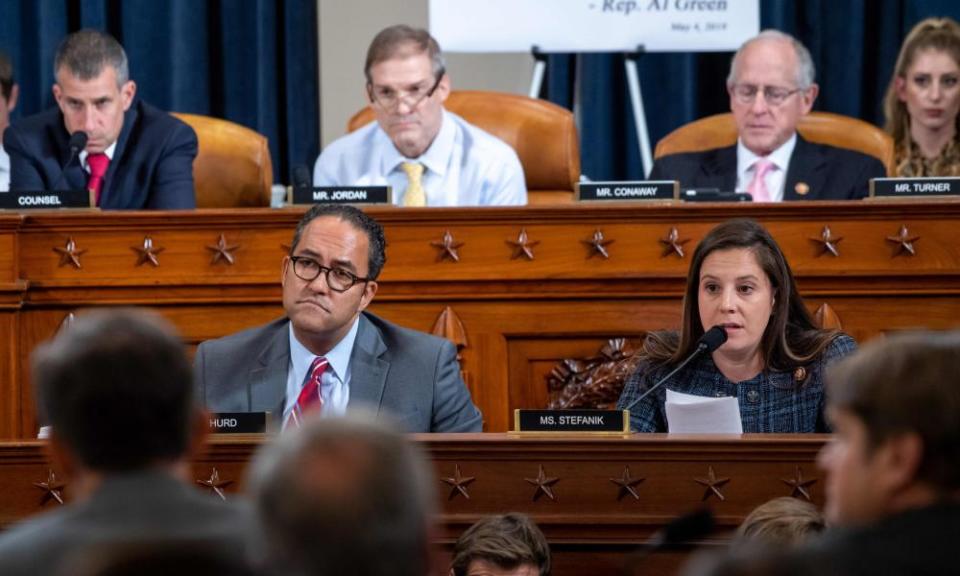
[0,190,91,210]
[514,409,629,433]
[209,412,269,434]
[576,181,678,202]
[870,177,960,198]
[293,186,392,205]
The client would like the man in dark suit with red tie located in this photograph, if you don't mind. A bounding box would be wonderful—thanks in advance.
[3,29,197,209]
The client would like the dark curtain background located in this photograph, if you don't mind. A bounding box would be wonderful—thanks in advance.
[0,0,318,185]
[545,0,960,180]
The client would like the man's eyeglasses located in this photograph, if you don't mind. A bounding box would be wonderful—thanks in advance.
[732,84,803,106]
[289,256,370,292]
[367,69,445,110]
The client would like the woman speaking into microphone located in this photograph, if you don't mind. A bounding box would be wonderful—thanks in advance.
[617,219,856,433]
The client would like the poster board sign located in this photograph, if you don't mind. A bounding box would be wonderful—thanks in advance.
[429,0,760,53]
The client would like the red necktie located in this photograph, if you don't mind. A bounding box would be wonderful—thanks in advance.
[86,153,110,206]
[286,357,328,429]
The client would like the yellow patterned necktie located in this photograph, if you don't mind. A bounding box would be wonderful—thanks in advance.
[401,162,426,207]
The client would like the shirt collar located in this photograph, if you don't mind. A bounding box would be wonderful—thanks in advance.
[380,109,452,177]
[737,132,797,173]
[79,140,118,172]
[0,144,8,172]
[288,316,360,384]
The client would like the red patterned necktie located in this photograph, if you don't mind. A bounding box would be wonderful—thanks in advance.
[86,153,110,206]
[286,357,329,429]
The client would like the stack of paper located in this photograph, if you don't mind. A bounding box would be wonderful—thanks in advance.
[665,389,743,433]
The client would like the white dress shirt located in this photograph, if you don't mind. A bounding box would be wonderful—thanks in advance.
[313,109,527,206]
[284,318,359,422]
[79,140,117,175]
[0,144,9,191]
[735,134,797,202]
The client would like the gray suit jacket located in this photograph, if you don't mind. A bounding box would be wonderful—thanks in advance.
[195,312,483,433]
[0,471,250,576]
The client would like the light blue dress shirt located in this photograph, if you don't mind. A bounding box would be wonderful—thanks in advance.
[284,318,359,423]
[313,109,527,206]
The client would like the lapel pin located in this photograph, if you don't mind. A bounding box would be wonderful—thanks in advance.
[795,182,810,196]
[794,366,807,383]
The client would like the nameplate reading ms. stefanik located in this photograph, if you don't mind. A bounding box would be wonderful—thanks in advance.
[870,177,960,199]
[0,189,91,209]
[576,181,678,202]
[514,409,629,434]
[293,186,392,205]
[208,412,269,434]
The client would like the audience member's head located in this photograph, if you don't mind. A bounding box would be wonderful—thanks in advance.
[52,29,136,154]
[0,51,18,141]
[819,330,960,526]
[32,308,199,474]
[727,30,819,156]
[733,497,825,549]
[248,413,436,576]
[364,24,450,159]
[450,513,551,576]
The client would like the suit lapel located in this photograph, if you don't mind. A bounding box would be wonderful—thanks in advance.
[53,123,88,191]
[99,102,138,208]
[783,136,827,200]
[347,314,389,414]
[701,145,738,192]
[248,320,290,418]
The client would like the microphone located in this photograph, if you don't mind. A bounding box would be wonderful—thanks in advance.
[621,325,728,412]
[51,131,88,191]
[624,508,715,573]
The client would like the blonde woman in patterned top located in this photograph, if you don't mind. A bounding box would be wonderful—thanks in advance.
[884,17,960,176]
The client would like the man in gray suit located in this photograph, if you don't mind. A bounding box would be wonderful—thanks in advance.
[195,204,482,432]
[0,309,249,576]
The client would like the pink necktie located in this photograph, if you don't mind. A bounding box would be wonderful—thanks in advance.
[86,153,110,206]
[747,159,775,202]
[286,357,328,429]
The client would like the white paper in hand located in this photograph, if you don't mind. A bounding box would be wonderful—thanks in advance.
[665,389,743,434]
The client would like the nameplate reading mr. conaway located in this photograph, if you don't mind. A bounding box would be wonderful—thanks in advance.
[208,412,268,434]
[293,186,392,205]
[514,409,629,433]
[0,190,90,209]
[577,181,678,202]
[870,177,960,198]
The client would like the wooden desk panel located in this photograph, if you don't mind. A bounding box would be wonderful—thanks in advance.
[3,202,960,437]
[0,434,825,576]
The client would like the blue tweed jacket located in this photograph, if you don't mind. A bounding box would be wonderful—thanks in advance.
[616,334,857,433]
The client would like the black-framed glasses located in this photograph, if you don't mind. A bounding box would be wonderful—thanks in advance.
[731,83,803,106]
[289,256,370,292]
[367,69,445,110]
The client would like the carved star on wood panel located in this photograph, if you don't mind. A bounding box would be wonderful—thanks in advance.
[886,225,920,257]
[659,227,690,258]
[609,465,645,501]
[34,470,67,506]
[781,466,818,501]
[507,228,539,260]
[206,234,240,265]
[810,225,843,257]
[430,230,464,262]
[583,229,614,259]
[694,466,730,501]
[132,236,165,267]
[440,464,476,500]
[53,237,87,269]
[524,465,559,501]
[196,468,233,501]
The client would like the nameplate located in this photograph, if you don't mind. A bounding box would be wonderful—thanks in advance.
[292,186,392,205]
[0,190,90,209]
[681,189,752,202]
[208,412,269,434]
[513,409,629,434]
[870,177,960,198]
[576,181,678,202]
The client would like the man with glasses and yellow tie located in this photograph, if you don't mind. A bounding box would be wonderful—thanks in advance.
[313,25,526,207]
[650,30,885,201]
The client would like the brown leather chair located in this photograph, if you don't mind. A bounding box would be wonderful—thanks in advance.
[654,111,895,176]
[171,113,273,207]
[347,90,580,204]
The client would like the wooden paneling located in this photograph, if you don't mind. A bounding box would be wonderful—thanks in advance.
[2,202,960,437]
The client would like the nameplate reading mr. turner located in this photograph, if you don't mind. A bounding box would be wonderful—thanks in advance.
[293,186,392,205]
[576,181,678,202]
[0,190,91,210]
[208,412,269,434]
[870,177,960,198]
[514,409,629,434]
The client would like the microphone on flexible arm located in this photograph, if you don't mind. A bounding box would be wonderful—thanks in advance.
[624,508,716,574]
[621,325,728,412]
[50,131,88,191]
